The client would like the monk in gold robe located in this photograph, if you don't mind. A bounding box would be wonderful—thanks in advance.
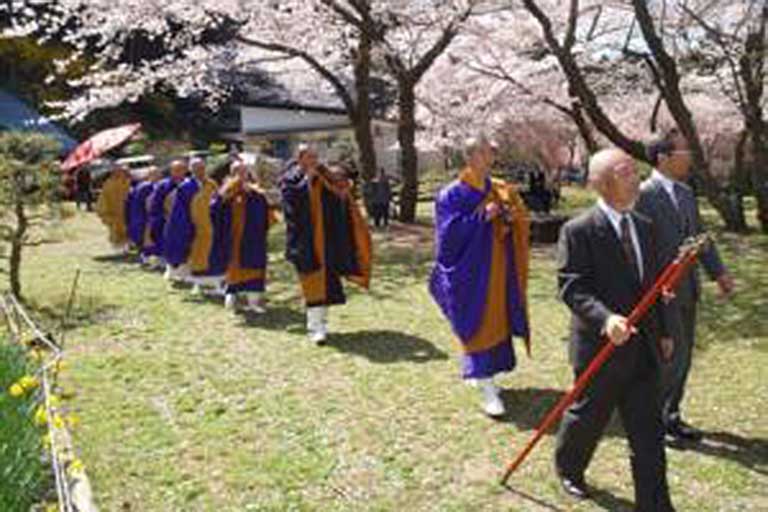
[95,165,132,253]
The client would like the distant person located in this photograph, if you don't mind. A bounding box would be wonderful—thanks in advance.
[528,167,553,213]
[75,167,93,211]
[371,169,392,228]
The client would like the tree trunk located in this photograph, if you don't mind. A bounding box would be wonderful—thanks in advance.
[10,198,27,299]
[749,134,768,233]
[397,81,419,223]
[352,34,378,186]
[741,19,768,233]
[571,101,598,156]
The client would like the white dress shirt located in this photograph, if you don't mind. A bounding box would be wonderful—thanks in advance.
[597,198,644,281]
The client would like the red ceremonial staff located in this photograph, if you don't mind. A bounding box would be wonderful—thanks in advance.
[500,234,712,485]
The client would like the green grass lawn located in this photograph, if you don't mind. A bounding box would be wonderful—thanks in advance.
[14,203,768,511]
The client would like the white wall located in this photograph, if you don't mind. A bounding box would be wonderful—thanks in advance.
[241,106,350,134]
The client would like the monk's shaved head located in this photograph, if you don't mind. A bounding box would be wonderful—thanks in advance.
[170,160,187,179]
[147,166,161,181]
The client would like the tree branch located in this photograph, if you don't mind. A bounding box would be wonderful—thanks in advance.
[522,0,648,160]
[319,0,363,28]
[679,2,747,110]
[236,35,357,117]
[563,0,579,51]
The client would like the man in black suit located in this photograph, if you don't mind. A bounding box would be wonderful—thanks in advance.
[555,148,675,511]
[635,129,734,445]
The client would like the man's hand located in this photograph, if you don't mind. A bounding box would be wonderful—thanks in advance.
[660,337,674,362]
[716,272,735,299]
[604,314,637,346]
[485,202,502,221]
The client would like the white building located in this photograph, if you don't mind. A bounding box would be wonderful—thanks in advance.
[228,101,444,177]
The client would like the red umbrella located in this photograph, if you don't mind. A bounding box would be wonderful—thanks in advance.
[60,123,141,172]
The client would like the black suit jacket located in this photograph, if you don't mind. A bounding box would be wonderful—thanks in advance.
[557,206,668,372]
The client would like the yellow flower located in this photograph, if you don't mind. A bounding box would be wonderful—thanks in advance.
[55,360,68,372]
[8,383,24,397]
[41,432,52,451]
[28,349,44,362]
[19,375,39,390]
[68,458,85,477]
[34,406,47,426]
[52,414,65,430]
[49,395,61,408]
[45,503,58,512]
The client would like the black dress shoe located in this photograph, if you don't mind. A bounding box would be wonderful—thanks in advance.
[560,476,590,499]
[667,419,703,442]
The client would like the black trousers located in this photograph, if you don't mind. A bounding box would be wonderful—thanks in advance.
[372,203,389,227]
[662,303,697,424]
[555,342,674,512]
[76,187,93,211]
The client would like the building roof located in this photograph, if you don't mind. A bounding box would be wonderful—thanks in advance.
[0,89,77,152]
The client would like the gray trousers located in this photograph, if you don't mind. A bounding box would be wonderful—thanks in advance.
[662,303,697,424]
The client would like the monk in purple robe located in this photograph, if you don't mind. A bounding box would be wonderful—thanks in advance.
[429,137,531,417]
[215,161,277,313]
[146,160,187,271]
[164,157,227,295]
[126,166,161,264]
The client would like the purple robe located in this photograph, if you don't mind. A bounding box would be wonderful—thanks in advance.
[429,177,528,379]
[126,181,155,251]
[213,186,270,293]
[145,177,180,257]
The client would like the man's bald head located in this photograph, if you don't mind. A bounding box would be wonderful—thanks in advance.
[587,148,640,211]
[589,149,629,189]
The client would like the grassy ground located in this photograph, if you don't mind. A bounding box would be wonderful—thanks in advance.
[14,201,768,511]
[0,341,48,510]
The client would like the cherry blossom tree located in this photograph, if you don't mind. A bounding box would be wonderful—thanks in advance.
[1,0,386,183]
[675,0,768,232]
[419,0,763,230]
[3,1,484,222]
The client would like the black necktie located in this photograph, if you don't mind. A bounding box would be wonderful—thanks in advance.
[620,215,639,281]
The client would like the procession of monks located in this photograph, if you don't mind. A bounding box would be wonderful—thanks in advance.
[95,145,372,345]
[92,130,741,511]
[94,141,532,408]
